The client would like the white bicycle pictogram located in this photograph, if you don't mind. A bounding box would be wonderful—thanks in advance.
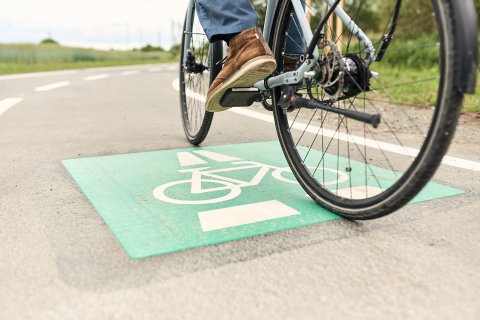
[153,160,349,205]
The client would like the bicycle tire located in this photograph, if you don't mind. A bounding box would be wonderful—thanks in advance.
[179,7,223,145]
[271,0,464,219]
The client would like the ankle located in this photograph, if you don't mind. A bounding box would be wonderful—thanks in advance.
[211,32,240,45]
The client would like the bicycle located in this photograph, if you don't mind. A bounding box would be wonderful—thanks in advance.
[153,158,349,204]
[179,0,478,219]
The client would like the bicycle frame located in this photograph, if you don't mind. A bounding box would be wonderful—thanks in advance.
[183,0,375,91]
[255,0,375,91]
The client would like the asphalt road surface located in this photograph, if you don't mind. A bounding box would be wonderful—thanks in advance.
[1,64,479,319]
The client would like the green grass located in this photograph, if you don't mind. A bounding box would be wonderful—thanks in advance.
[371,65,480,113]
[0,43,177,74]
[463,77,480,113]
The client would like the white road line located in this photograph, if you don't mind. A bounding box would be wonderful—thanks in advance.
[0,98,23,117]
[0,64,172,82]
[35,81,70,92]
[171,78,480,172]
[0,70,79,81]
[198,200,300,232]
[84,74,110,81]
[230,108,480,171]
[148,67,164,72]
[172,78,206,102]
[165,65,177,71]
[121,70,140,76]
[177,152,208,166]
[172,79,180,91]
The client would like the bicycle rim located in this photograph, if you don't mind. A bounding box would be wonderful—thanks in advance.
[271,0,463,219]
[179,8,222,145]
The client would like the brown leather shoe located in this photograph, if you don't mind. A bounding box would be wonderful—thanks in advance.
[283,54,302,72]
[205,27,276,112]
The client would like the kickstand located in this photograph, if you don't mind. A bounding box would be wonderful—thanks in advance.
[277,85,298,111]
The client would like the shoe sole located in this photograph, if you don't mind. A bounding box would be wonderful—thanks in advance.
[205,56,277,112]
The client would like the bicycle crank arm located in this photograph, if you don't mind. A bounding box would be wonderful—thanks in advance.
[290,95,381,128]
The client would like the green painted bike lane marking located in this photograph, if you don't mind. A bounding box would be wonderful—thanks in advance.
[62,141,463,259]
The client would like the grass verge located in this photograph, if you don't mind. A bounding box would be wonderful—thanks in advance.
[372,65,479,113]
[0,43,177,75]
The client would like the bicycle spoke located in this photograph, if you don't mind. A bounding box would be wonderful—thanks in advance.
[270,0,460,218]
[180,8,215,144]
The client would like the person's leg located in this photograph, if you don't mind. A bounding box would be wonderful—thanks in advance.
[194,0,276,112]
[205,27,276,112]
[195,0,257,43]
[284,1,306,71]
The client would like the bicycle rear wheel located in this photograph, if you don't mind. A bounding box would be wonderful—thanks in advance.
[179,6,223,145]
[271,0,464,219]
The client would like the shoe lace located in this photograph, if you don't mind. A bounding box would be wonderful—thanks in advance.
[216,56,227,66]
[216,49,229,67]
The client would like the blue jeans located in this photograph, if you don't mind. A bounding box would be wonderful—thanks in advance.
[195,0,304,54]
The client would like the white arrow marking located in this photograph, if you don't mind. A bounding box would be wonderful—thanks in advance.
[193,150,241,162]
[177,152,208,166]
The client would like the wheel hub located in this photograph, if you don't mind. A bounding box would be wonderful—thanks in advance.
[315,41,372,99]
[185,51,207,74]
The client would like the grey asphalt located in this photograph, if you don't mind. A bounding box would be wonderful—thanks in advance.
[1,64,479,319]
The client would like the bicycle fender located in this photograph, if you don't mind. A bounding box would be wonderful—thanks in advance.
[450,0,478,94]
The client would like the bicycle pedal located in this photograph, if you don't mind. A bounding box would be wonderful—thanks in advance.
[221,88,262,108]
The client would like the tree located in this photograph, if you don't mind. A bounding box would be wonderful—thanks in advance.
[40,38,59,45]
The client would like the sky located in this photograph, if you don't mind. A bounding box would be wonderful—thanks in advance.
[0,0,188,50]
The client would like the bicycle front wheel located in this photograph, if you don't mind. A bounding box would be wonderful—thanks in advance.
[271,0,464,219]
[179,6,223,145]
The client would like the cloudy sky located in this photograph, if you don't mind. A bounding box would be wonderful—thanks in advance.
[0,0,188,49]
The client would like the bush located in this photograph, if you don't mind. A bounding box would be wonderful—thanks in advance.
[40,38,59,45]
[140,44,165,52]
[381,35,440,69]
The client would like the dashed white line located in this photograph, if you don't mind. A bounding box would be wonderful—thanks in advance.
[172,77,480,172]
[35,81,70,92]
[84,74,110,81]
[0,97,23,117]
[121,70,140,76]
[0,70,79,81]
[0,64,173,82]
